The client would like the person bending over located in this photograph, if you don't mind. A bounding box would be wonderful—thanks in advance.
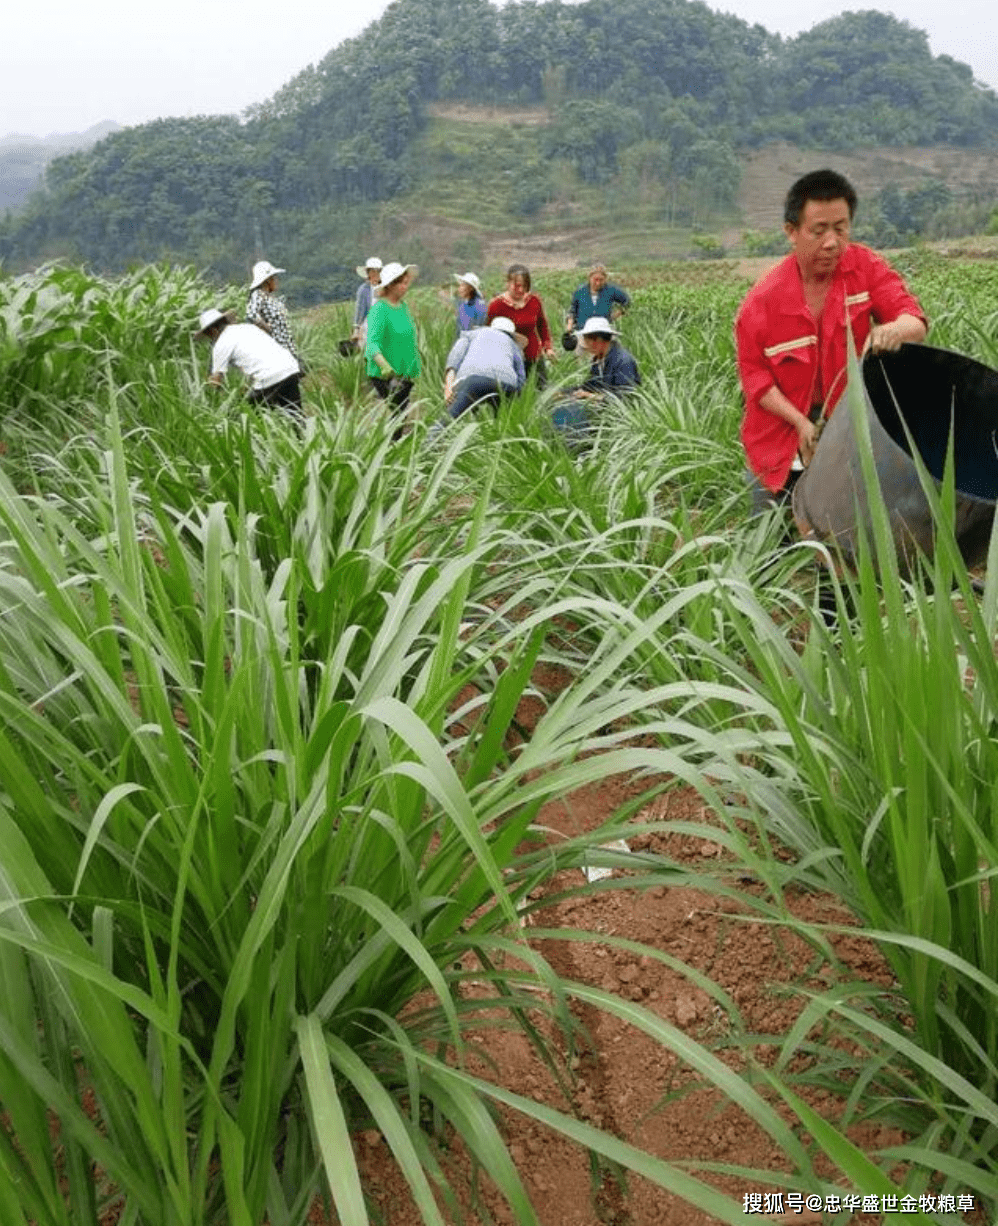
[195,307,303,429]
[443,316,527,420]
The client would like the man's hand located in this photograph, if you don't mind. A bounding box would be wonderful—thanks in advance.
[796,413,819,465]
[868,321,906,353]
[866,312,928,355]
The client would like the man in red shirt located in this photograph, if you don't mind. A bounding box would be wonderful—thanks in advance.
[736,169,927,511]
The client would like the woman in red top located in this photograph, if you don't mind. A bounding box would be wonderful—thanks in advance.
[486,264,555,387]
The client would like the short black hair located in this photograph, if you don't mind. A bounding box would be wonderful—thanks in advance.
[505,263,532,291]
[784,169,858,227]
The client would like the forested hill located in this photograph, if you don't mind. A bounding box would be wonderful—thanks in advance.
[2,0,996,300]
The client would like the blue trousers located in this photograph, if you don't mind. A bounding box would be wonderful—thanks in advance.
[449,375,517,419]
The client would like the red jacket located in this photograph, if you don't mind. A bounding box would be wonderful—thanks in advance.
[735,245,926,492]
[486,294,552,362]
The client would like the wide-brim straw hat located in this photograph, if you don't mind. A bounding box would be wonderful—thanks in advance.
[250,260,285,290]
[454,271,482,294]
[577,315,620,338]
[378,261,418,289]
[193,307,236,338]
[356,257,383,278]
[490,315,528,349]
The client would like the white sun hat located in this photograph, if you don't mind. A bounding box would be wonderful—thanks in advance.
[355,256,383,278]
[193,307,236,337]
[490,315,528,348]
[250,260,285,289]
[454,271,482,294]
[377,261,418,289]
[577,316,620,338]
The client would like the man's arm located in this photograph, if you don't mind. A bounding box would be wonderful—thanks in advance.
[206,335,230,390]
[735,298,819,457]
[612,349,640,390]
[443,336,470,400]
[864,250,928,354]
[868,312,927,354]
[758,385,818,464]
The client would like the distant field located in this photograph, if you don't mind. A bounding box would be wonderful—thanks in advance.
[362,107,998,279]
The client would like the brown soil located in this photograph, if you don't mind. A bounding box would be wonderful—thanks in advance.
[75,655,985,1226]
[338,666,986,1226]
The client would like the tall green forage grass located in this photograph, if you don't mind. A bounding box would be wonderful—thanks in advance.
[0,393,839,1225]
[3,255,997,1222]
[665,341,998,1210]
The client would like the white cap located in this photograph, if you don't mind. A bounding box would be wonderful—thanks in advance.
[454,271,482,293]
[356,257,383,277]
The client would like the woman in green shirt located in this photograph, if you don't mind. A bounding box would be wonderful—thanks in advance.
[365,262,420,420]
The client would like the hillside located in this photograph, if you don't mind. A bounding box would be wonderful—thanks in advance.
[2,0,997,298]
[0,122,119,214]
[735,142,998,234]
[349,111,998,275]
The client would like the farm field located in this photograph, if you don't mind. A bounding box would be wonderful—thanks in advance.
[0,254,997,1225]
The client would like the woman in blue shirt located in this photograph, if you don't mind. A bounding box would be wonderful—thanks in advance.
[453,271,488,336]
[566,264,630,331]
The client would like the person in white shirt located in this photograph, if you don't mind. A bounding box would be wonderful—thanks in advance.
[194,307,303,427]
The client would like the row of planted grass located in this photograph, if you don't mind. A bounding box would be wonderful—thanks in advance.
[0,258,995,1221]
[0,395,800,1226]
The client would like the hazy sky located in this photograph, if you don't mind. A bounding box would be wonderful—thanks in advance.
[3,0,998,138]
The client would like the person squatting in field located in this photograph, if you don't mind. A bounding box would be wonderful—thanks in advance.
[442,316,527,421]
[551,316,641,445]
[195,307,304,429]
[735,167,927,514]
